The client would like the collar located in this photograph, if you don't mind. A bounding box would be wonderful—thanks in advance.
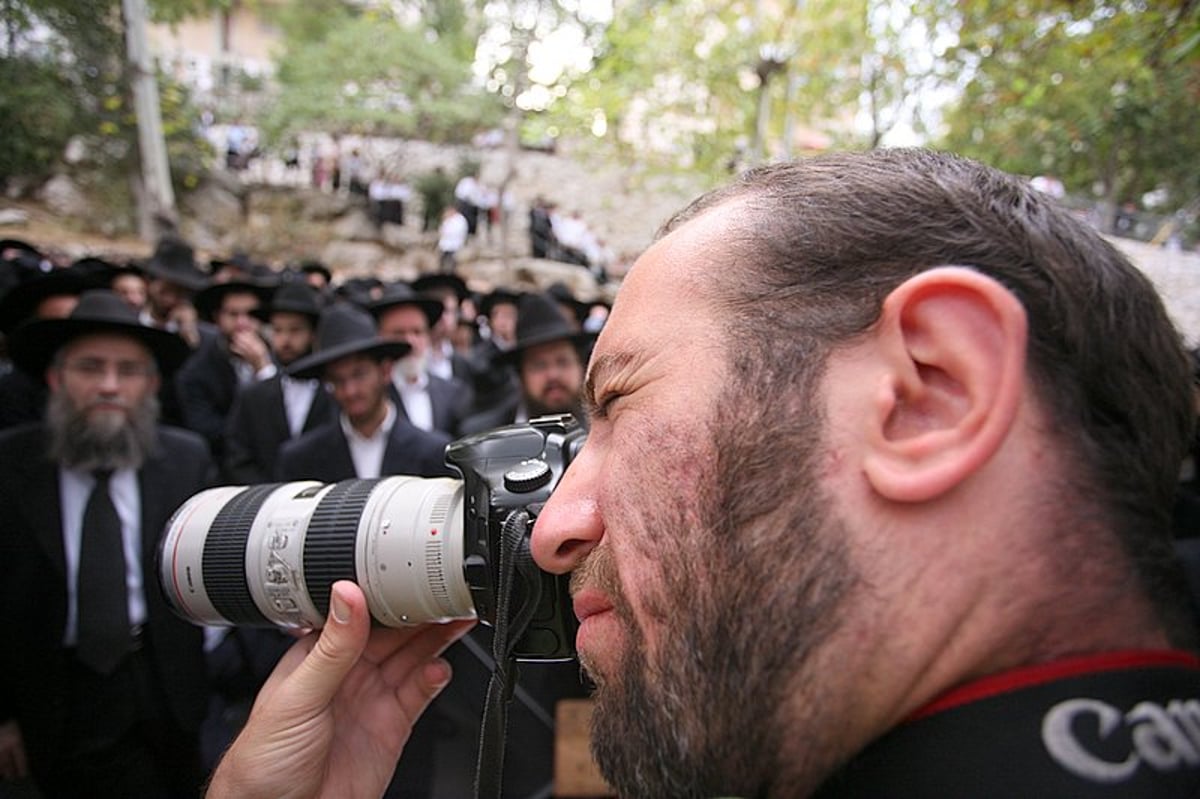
[339,400,396,443]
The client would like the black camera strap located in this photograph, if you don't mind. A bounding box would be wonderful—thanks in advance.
[474,510,543,799]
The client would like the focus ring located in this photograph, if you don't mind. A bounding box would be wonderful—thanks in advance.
[203,483,280,625]
[304,479,380,618]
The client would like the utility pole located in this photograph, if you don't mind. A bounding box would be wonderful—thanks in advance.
[122,0,176,241]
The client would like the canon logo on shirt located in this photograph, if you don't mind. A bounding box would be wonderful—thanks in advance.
[1042,697,1200,782]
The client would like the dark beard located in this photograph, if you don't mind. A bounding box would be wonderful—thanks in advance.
[585,369,859,799]
[46,390,161,471]
[526,391,581,419]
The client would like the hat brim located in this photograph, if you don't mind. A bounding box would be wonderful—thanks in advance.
[141,260,210,292]
[497,330,593,365]
[369,297,444,331]
[286,338,411,380]
[194,281,276,321]
[9,317,192,379]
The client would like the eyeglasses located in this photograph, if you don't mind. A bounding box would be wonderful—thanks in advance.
[63,358,155,382]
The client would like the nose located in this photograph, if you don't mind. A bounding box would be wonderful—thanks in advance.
[531,454,604,574]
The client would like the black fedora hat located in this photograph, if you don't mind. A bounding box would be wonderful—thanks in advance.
[480,288,522,318]
[253,281,323,324]
[411,273,468,301]
[193,279,276,322]
[9,289,191,378]
[499,292,592,364]
[367,283,444,330]
[286,302,411,380]
[0,266,98,335]
[141,236,209,292]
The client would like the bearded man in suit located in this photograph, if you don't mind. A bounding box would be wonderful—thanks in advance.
[0,290,213,798]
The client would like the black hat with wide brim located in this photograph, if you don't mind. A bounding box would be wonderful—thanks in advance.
[0,267,99,335]
[411,273,469,301]
[193,279,277,322]
[498,292,593,365]
[252,281,324,324]
[141,236,210,292]
[367,284,444,330]
[286,302,411,380]
[9,288,191,378]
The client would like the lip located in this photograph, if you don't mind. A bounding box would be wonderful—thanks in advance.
[572,587,614,623]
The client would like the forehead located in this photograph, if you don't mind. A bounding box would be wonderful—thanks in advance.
[220,291,261,311]
[324,353,379,377]
[270,311,314,330]
[521,339,580,365]
[588,201,746,383]
[62,332,153,362]
[378,305,427,328]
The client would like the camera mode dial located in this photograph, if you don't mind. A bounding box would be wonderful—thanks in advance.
[503,459,552,493]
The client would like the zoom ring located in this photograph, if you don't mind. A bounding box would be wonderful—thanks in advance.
[203,483,280,625]
[304,479,380,618]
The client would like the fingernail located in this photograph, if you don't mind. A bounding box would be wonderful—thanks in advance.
[331,590,351,625]
[426,659,451,688]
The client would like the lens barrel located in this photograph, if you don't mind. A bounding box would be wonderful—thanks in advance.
[159,477,477,630]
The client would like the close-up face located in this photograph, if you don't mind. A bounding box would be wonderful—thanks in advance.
[531,200,858,798]
[146,277,188,316]
[490,302,518,345]
[111,273,148,311]
[216,291,263,339]
[518,339,583,415]
[47,333,160,431]
[376,304,431,360]
[34,293,79,321]
[324,354,390,428]
[269,311,316,367]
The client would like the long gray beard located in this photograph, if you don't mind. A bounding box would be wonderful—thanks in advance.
[46,391,161,471]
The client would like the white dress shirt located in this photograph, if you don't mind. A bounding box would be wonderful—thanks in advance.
[393,371,434,432]
[281,375,320,437]
[341,401,397,479]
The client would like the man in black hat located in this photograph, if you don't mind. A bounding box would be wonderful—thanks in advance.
[0,290,211,798]
[276,302,452,482]
[411,273,474,385]
[139,235,209,350]
[175,279,276,458]
[460,292,590,435]
[221,282,334,483]
[0,266,94,430]
[369,284,472,438]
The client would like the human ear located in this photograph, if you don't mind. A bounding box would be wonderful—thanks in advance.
[862,266,1028,503]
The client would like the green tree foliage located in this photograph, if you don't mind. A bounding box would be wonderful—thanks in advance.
[921,0,1200,221]
[552,0,888,177]
[261,2,501,143]
[0,0,212,202]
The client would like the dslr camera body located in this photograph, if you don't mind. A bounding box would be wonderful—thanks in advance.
[159,415,583,660]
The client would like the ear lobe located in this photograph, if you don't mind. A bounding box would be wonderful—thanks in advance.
[862,267,1028,503]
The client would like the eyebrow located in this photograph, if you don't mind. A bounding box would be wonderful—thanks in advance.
[583,350,637,417]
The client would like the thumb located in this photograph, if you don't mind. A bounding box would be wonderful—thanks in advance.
[290,581,371,707]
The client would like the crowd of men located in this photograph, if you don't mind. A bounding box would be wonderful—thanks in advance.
[0,234,603,797]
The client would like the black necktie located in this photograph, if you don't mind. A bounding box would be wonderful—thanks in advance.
[76,469,132,674]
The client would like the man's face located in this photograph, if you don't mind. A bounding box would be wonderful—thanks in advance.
[111,274,148,311]
[518,339,583,416]
[324,354,390,430]
[34,293,79,321]
[215,291,262,340]
[146,277,188,317]
[45,333,162,470]
[269,311,316,367]
[490,302,518,346]
[432,293,459,344]
[531,201,858,798]
[376,305,431,361]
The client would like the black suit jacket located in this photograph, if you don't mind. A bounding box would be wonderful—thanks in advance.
[393,373,474,438]
[176,329,272,458]
[222,375,335,483]
[275,412,454,482]
[0,423,213,773]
